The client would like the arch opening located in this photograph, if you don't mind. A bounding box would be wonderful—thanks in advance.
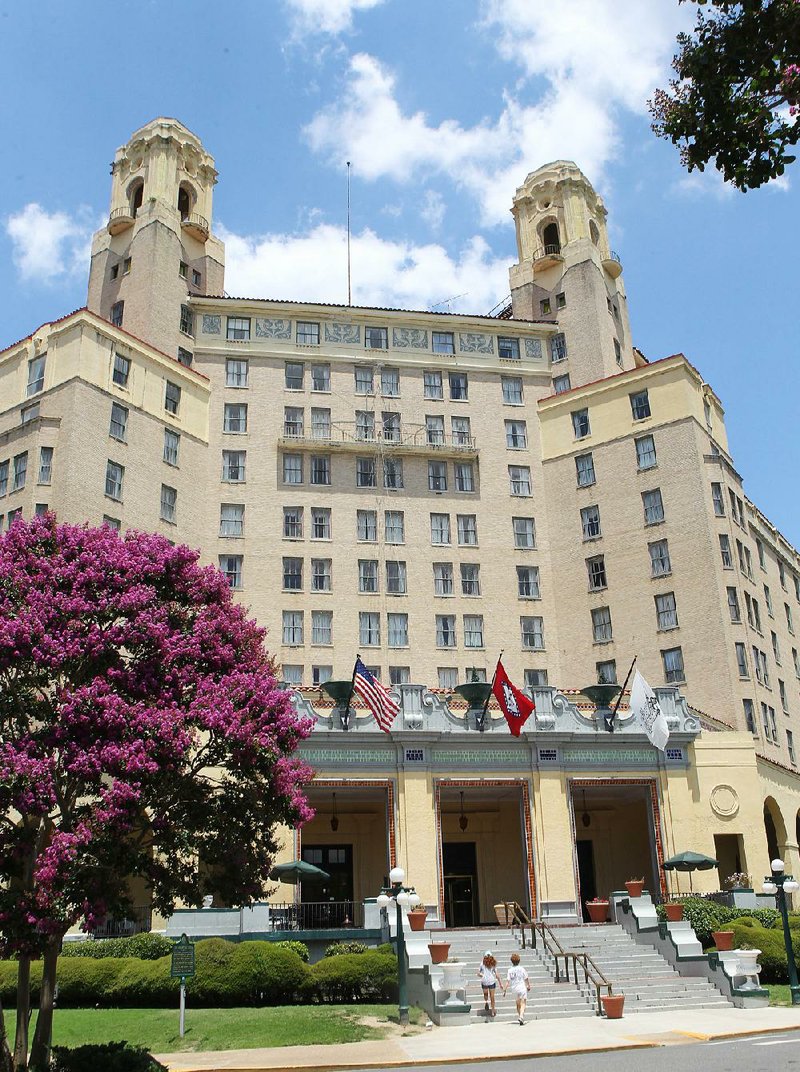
[129,179,144,218]
[542,221,561,255]
[589,219,600,246]
[178,182,195,221]
[764,796,787,862]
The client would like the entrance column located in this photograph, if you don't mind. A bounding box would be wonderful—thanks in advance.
[397,770,438,911]
[534,770,579,921]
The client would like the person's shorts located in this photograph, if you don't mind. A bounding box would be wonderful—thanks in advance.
[481,982,496,990]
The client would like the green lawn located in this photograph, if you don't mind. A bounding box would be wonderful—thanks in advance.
[3,1005,422,1053]
[764,984,797,1007]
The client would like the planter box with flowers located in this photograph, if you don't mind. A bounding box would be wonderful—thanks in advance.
[624,878,645,899]
[585,898,610,923]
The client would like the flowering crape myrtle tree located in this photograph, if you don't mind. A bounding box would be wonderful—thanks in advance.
[0,516,314,1072]
[650,0,800,190]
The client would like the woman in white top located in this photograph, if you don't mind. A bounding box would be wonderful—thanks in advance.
[505,952,530,1024]
[477,952,500,1017]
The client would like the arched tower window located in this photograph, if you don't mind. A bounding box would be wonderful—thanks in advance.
[542,221,560,255]
[589,220,600,246]
[178,183,194,221]
[129,180,144,218]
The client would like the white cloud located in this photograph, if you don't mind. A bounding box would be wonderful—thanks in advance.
[6,203,93,283]
[283,0,386,35]
[304,3,694,222]
[420,190,446,232]
[219,222,511,314]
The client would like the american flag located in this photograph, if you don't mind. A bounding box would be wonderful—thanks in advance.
[352,656,400,732]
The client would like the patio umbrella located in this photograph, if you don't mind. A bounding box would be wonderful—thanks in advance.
[662,850,717,892]
[269,860,331,883]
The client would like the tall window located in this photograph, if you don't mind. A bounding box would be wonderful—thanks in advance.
[312,508,331,539]
[586,555,607,590]
[311,408,331,440]
[645,539,670,578]
[311,363,330,391]
[457,514,477,545]
[111,301,124,327]
[0,460,7,497]
[719,533,733,568]
[517,565,540,599]
[382,411,401,442]
[431,513,451,544]
[661,646,685,683]
[283,557,303,591]
[365,326,388,349]
[433,562,454,596]
[283,506,303,539]
[356,457,376,487]
[642,488,665,525]
[464,615,484,648]
[112,352,131,387]
[498,336,520,360]
[359,560,379,593]
[655,592,678,630]
[550,334,567,362]
[385,510,405,543]
[424,370,443,399]
[311,558,332,591]
[428,460,447,491]
[449,372,468,400]
[592,606,612,643]
[436,615,456,647]
[381,367,400,396]
[736,642,749,677]
[226,317,250,341]
[160,485,177,523]
[283,665,303,685]
[282,610,304,645]
[357,510,377,541]
[460,563,480,596]
[297,322,319,346]
[37,446,53,484]
[501,376,523,404]
[223,402,247,433]
[629,389,651,420]
[384,458,404,489]
[635,434,657,470]
[575,453,595,487]
[433,332,455,355]
[454,463,474,492]
[438,667,458,689]
[27,356,46,396]
[505,420,527,449]
[310,455,331,486]
[387,613,408,647]
[282,454,302,484]
[225,359,249,389]
[220,555,243,590]
[285,362,304,390]
[581,505,601,540]
[164,381,181,416]
[355,366,374,394]
[222,450,246,482]
[426,415,445,445]
[105,460,123,500]
[284,407,304,437]
[359,611,380,646]
[553,374,571,394]
[513,516,536,549]
[711,482,725,516]
[179,305,193,336]
[109,402,128,441]
[220,503,244,537]
[163,429,180,466]
[386,560,407,594]
[520,616,544,650]
[311,610,333,645]
[451,415,471,445]
[572,409,590,439]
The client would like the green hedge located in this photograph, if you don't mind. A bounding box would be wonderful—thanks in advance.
[727,917,800,984]
[655,897,782,945]
[324,941,369,957]
[0,939,395,1007]
[51,1042,166,1072]
[61,934,173,960]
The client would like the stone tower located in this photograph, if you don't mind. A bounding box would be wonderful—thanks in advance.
[87,117,225,360]
[508,161,635,387]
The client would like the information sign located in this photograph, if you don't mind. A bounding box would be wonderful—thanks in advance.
[170,933,196,979]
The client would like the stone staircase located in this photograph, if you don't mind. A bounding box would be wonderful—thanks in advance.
[551,924,733,1013]
[433,922,732,1021]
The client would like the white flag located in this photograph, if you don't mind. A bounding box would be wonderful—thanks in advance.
[630,669,669,751]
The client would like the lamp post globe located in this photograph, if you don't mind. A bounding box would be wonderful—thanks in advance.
[389,866,405,885]
[763,880,778,894]
[376,893,391,909]
[397,890,411,907]
[784,880,799,894]
[771,858,786,873]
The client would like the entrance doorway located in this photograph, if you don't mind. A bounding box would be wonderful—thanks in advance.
[442,842,478,927]
[571,781,661,912]
[714,833,746,889]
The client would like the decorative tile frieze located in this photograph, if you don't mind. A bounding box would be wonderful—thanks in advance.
[562,747,655,765]
[303,748,394,766]
[324,322,360,344]
[430,749,521,765]
[459,333,494,354]
[201,315,221,335]
[392,328,428,349]
[255,318,292,339]
[524,338,543,360]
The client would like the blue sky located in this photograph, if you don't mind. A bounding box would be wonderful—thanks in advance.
[2,0,799,539]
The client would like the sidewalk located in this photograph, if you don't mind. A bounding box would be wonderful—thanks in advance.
[156,1005,800,1071]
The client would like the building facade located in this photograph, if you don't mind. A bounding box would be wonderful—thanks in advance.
[1,119,798,925]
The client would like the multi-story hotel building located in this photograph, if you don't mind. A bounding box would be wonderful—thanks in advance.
[1,118,798,926]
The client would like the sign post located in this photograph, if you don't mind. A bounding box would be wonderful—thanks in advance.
[170,933,196,1038]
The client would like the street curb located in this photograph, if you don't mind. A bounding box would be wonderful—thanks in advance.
[676,1022,800,1042]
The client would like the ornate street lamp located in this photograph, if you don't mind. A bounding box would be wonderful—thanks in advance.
[762,858,800,1005]
[376,866,420,1027]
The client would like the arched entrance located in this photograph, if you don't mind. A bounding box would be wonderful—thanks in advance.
[763,797,787,862]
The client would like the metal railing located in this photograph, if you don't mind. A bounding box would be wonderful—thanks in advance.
[109,207,133,222]
[280,422,477,453]
[498,901,613,1015]
[269,900,363,931]
[91,904,152,939]
[181,212,209,235]
[534,243,563,260]
[605,250,622,264]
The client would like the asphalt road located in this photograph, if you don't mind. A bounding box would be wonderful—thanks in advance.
[367,1030,800,1072]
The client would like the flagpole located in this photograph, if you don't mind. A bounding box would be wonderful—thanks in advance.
[344,654,359,731]
[610,655,637,725]
[479,651,503,732]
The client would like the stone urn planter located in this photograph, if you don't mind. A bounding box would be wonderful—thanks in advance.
[454,681,493,730]
[586,900,610,923]
[601,993,625,1018]
[712,930,735,951]
[407,908,428,931]
[441,960,465,994]
[624,880,645,899]
[428,941,450,964]
[736,948,762,987]
[664,902,684,922]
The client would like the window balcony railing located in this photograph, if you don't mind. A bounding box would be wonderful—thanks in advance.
[90,904,152,939]
[181,213,210,241]
[602,250,622,278]
[107,207,135,235]
[279,422,478,457]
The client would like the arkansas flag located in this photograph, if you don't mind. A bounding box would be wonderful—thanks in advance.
[492,659,535,737]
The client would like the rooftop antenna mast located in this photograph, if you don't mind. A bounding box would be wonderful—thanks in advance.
[346,161,352,307]
[431,292,467,313]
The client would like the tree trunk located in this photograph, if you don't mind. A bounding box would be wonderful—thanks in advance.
[28,939,61,1072]
[12,956,31,1072]
[0,996,13,1072]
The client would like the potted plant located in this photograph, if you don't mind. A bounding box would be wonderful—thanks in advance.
[441,956,464,990]
[428,940,450,964]
[585,897,610,924]
[601,992,625,1018]
[407,906,428,931]
[712,929,735,951]
[725,872,751,891]
[664,902,684,922]
[624,878,644,899]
